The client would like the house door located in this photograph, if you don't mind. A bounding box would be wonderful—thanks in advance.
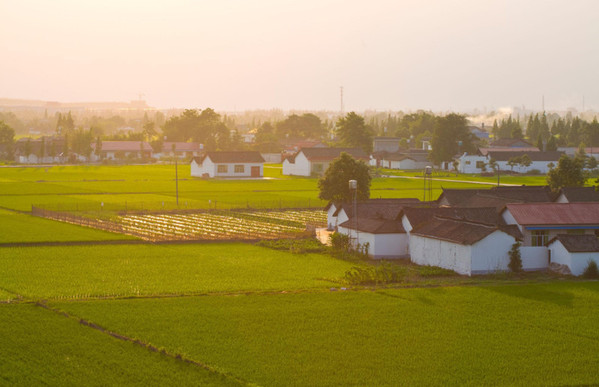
[251,166,260,177]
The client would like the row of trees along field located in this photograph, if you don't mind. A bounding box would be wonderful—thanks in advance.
[490,113,599,149]
[2,106,599,163]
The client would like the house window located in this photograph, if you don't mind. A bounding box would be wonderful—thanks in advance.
[465,161,471,165]
[531,230,549,246]
[313,163,323,173]
[476,161,485,169]
[217,165,228,173]
[567,229,585,235]
[234,165,245,173]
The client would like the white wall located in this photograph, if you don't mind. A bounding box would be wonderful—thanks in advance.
[470,231,515,274]
[190,157,214,177]
[549,241,599,276]
[521,246,549,271]
[373,233,408,258]
[569,252,599,276]
[283,152,311,176]
[548,240,571,270]
[326,204,338,230]
[458,154,487,173]
[409,235,472,275]
[338,227,409,259]
[261,153,282,163]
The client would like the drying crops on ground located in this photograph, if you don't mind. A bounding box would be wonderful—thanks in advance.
[116,210,323,241]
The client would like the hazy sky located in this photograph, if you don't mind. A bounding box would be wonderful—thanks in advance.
[1,0,598,112]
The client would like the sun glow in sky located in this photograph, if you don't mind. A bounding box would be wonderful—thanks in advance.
[1,0,598,111]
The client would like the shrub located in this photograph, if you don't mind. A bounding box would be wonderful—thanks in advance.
[508,242,522,272]
[256,238,327,254]
[582,260,599,279]
[343,262,407,285]
[329,232,351,253]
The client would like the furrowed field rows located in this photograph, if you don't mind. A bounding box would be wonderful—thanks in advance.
[117,213,307,240]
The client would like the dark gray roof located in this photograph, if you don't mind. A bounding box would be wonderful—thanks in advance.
[438,186,556,208]
[399,207,502,228]
[549,234,599,252]
[489,139,533,147]
[335,198,422,220]
[559,187,599,202]
[338,218,406,234]
[487,151,563,162]
[194,151,265,164]
[411,217,521,245]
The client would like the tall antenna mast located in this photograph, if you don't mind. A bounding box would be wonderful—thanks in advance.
[542,95,545,112]
[340,86,344,115]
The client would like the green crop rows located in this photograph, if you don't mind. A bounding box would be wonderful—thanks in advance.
[2,164,597,385]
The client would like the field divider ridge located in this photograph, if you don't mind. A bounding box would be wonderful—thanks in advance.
[34,301,252,386]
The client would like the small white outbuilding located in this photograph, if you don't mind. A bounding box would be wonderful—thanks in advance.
[547,234,599,276]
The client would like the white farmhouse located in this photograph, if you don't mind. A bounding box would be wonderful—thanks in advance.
[547,234,599,276]
[457,151,563,174]
[409,217,522,276]
[283,147,368,176]
[191,151,265,178]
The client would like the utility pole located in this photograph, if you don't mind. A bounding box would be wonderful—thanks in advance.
[340,86,344,116]
[175,158,179,206]
[349,179,358,246]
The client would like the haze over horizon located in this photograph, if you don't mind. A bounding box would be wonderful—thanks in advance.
[2,0,598,112]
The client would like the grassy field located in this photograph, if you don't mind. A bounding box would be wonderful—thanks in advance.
[0,304,238,386]
[0,209,135,243]
[0,164,497,212]
[0,244,355,300]
[2,164,597,385]
[52,282,599,386]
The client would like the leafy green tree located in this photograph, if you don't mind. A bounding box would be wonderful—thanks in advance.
[318,152,371,202]
[276,113,325,140]
[507,156,520,171]
[0,120,15,160]
[519,154,532,170]
[547,154,586,191]
[335,112,375,153]
[430,114,475,164]
[546,136,557,151]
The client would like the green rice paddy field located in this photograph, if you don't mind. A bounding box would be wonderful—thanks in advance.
[0,164,501,212]
[1,164,597,385]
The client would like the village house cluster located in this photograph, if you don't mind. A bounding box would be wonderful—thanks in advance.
[327,186,599,276]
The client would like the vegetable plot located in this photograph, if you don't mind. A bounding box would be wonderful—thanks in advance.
[117,212,314,241]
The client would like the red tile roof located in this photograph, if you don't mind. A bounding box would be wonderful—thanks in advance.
[504,203,599,225]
